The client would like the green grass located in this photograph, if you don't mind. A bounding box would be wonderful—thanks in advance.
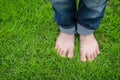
[0,0,120,80]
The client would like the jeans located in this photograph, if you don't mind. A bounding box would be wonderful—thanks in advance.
[51,0,108,35]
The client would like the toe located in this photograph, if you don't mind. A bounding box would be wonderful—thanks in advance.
[90,53,94,61]
[96,49,100,55]
[80,52,87,62]
[96,46,100,55]
[58,48,62,55]
[93,52,97,58]
[61,49,67,57]
[67,49,74,58]
[87,53,92,61]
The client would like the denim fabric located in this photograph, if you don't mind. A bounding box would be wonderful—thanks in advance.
[77,0,107,30]
[51,0,107,35]
[51,0,76,29]
[59,26,76,34]
[77,23,95,36]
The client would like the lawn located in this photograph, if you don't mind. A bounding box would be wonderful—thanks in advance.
[0,0,120,80]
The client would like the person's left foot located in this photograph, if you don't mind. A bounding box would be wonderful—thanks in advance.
[80,34,100,62]
[55,32,75,58]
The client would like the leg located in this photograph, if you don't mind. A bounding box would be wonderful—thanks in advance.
[51,0,76,58]
[51,0,76,34]
[77,0,107,62]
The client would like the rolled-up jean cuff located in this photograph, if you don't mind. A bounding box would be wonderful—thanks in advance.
[59,26,76,34]
[77,23,95,36]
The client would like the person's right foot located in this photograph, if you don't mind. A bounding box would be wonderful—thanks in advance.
[80,34,100,62]
[55,32,75,58]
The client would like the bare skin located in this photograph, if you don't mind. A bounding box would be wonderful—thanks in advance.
[55,32,100,62]
[55,32,75,58]
[80,34,100,62]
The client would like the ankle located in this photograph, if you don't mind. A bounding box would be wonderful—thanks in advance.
[80,34,95,41]
[60,32,74,37]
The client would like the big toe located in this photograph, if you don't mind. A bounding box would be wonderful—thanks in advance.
[67,49,74,58]
[80,52,87,62]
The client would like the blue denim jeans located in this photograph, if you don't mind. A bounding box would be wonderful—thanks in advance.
[51,0,107,35]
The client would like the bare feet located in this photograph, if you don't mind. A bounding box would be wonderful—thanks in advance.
[55,32,75,58]
[80,34,100,62]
